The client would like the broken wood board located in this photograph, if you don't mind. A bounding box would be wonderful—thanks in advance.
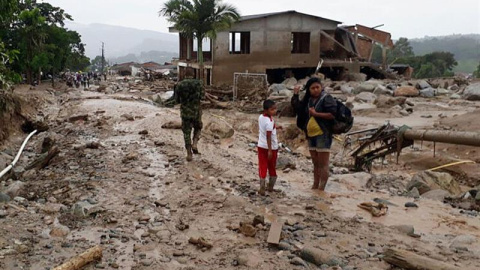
[384,248,460,270]
[53,245,102,270]
[267,220,284,244]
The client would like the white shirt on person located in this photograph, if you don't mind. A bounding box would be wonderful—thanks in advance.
[258,114,279,150]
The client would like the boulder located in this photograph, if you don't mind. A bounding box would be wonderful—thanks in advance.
[282,78,298,88]
[450,93,461,100]
[353,82,377,94]
[205,121,234,139]
[435,88,451,96]
[449,235,477,250]
[276,156,296,170]
[373,85,392,96]
[300,246,343,267]
[278,89,293,97]
[416,80,431,90]
[374,95,407,108]
[422,189,450,201]
[386,83,398,91]
[448,84,459,91]
[340,85,354,95]
[394,86,419,97]
[355,92,377,103]
[160,91,174,100]
[3,181,26,198]
[463,83,480,101]
[419,88,435,98]
[269,83,288,93]
[391,225,415,235]
[407,171,461,195]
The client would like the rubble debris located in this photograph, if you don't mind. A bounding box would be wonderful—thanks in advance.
[68,114,89,122]
[357,202,388,217]
[26,146,59,170]
[205,121,234,139]
[188,237,213,250]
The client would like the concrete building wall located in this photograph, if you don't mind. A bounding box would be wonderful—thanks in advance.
[211,13,339,85]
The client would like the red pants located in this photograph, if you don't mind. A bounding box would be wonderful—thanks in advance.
[258,147,278,179]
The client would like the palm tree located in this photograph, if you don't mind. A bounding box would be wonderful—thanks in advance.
[160,0,240,79]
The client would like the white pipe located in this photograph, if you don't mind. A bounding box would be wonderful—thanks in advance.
[0,130,38,179]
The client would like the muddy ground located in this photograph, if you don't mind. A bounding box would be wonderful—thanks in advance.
[1,82,480,270]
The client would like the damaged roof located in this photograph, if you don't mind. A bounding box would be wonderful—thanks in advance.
[239,10,342,24]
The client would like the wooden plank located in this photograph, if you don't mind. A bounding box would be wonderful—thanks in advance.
[384,248,460,270]
[53,245,103,270]
[267,220,284,245]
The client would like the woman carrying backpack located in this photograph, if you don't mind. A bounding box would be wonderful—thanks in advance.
[291,77,337,191]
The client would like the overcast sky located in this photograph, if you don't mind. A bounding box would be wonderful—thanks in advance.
[45,0,479,39]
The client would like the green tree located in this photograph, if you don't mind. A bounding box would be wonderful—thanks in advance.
[160,0,240,79]
[388,37,414,63]
[473,62,480,78]
[397,51,457,78]
[90,55,109,72]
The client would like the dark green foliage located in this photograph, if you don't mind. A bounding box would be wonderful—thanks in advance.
[0,0,89,88]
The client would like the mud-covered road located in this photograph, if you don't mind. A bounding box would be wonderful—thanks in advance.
[1,83,480,270]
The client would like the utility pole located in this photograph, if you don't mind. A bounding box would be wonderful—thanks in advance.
[101,42,105,79]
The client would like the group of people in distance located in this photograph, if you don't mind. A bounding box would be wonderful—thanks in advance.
[175,67,336,193]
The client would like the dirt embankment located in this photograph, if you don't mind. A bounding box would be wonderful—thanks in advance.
[0,91,23,143]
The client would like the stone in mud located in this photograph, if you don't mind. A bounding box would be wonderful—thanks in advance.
[374,95,407,108]
[0,210,7,218]
[290,257,307,266]
[462,83,480,100]
[50,222,70,238]
[69,114,89,122]
[416,80,431,90]
[422,189,450,201]
[300,246,343,267]
[419,88,435,98]
[0,192,11,203]
[205,121,234,139]
[239,222,257,237]
[449,235,477,250]
[391,225,415,235]
[276,156,296,170]
[278,241,293,251]
[407,187,420,198]
[138,130,148,135]
[121,114,135,121]
[407,171,461,195]
[405,202,418,208]
[394,86,419,97]
[72,201,102,217]
[353,82,376,94]
[252,215,265,227]
[340,85,354,95]
[4,181,26,198]
[161,121,182,129]
[355,92,377,103]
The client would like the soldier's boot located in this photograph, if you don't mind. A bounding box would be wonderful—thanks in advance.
[192,131,201,155]
[267,176,277,192]
[258,178,266,196]
[186,145,193,162]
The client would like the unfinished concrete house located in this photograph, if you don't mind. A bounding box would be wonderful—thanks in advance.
[171,10,400,86]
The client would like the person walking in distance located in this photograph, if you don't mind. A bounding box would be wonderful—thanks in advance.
[175,67,204,161]
[257,100,281,195]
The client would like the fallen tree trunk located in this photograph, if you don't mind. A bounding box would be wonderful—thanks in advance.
[206,88,233,95]
[205,93,229,109]
[383,248,460,270]
[26,146,59,170]
[53,245,102,270]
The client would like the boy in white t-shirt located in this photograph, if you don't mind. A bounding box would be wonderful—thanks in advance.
[257,100,281,195]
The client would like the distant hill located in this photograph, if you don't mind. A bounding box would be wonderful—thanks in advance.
[108,51,178,65]
[409,34,480,73]
[65,22,179,60]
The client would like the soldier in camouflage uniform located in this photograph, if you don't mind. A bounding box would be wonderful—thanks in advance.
[175,67,204,161]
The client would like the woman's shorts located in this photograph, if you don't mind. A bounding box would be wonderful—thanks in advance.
[308,134,332,152]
